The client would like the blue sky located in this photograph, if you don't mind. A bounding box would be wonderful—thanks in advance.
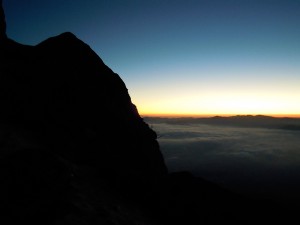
[3,0,300,116]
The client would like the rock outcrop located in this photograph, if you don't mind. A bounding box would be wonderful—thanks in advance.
[1,2,169,223]
[0,0,6,40]
[0,6,167,182]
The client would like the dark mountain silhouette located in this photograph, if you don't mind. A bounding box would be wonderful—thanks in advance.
[145,115,300,130]
[0,0,6,40]
[209,115,300,130]
[0,2,297,224]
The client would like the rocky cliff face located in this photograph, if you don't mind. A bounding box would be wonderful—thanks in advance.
[0,2,168,223]
[0,4,167,181]
[0,0,6,40]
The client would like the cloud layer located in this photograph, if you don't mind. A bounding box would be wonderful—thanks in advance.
[146,118,300,202]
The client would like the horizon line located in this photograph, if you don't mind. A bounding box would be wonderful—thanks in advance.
[140,113,300,118]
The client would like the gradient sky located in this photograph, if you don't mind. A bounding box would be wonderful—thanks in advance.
[3,0,300,116]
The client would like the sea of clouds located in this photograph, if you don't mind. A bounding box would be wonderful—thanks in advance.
[145,118,300,203]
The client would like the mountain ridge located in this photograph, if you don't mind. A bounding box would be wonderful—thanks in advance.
[144,115,300,131]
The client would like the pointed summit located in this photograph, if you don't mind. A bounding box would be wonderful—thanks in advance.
[0,0,7,40]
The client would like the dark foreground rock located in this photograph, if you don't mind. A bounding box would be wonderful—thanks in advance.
[0,2,297,225]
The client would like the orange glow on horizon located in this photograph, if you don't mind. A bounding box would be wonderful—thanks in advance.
[130,75,300,119]
[140,112,300,118]
[133,89,300,119]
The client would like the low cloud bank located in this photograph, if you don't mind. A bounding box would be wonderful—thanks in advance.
[145,117,300,202]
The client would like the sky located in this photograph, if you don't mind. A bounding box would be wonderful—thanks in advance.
[3,0,300,116]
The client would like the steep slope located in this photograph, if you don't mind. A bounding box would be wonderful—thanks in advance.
[0,25,167,182]
[0,0,5,40]
[1,2,168,223]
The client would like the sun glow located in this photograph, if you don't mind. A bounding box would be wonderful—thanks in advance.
[129,70,300,118]
[136,92,300,117]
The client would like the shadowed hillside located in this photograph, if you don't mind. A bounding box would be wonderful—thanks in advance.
[0,2,297,224]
